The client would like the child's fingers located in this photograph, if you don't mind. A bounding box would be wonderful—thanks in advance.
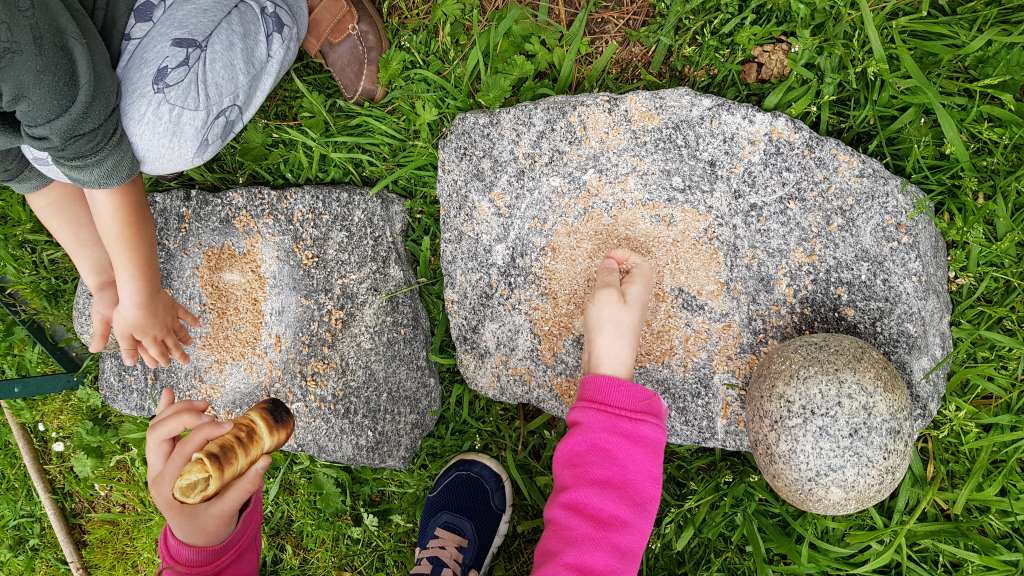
[155,388,176,415]
[151,398,210,426]
[138,345,158,369]
[155,421,234,489]
[89,315,112,353]
[165,337,190,365]
[606,247,638,265]
[593,257,622,293]
[618,259,651,295]
[144,338,171,367]
[211,455,270,515]
[621,257,654,306]
[174,323,193,346]
[606,247,645,270]
[148,410,216,444]
[177,304,201,328]
[116,331,139,367]
[145,411,217,480]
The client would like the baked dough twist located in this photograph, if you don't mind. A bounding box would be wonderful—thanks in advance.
[172,398,294,504]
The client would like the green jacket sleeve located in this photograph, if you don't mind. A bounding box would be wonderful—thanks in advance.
[0,0,139,190]
[0,148,53,194]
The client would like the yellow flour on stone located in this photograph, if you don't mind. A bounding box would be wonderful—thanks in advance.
[530,202,726,368]
[196,234,269,376]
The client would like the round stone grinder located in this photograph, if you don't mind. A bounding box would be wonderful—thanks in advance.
[746,333,914,515]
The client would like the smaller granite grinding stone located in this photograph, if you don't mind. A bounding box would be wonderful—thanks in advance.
[73,186,440,468]
[746,333,913,515]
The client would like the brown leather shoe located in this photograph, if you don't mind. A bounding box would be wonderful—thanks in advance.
[303,0,389,104]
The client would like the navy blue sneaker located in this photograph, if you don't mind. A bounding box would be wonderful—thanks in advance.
[410,453,513,576]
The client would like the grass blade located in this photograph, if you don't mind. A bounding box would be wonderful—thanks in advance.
[894,41,975,174]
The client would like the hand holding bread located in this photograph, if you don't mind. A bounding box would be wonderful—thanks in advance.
[173,397,294,504]
[145,389,293,547]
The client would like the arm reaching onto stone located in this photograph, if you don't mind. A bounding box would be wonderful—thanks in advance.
[24,181,119,353]
[532,249,667,575]
[84,176,199,367]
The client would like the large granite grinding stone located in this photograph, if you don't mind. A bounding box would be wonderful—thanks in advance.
[437,88,951,451]
[73,186,440,468]
[746,334,914,515]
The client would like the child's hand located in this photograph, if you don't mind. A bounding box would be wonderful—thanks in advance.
[582,248,655,382]
[113,291,199,368]
[146,388,270,548]
[87,280,118,354]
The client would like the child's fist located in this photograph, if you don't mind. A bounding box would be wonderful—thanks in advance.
[145,388,269,548]
[582,248,655,382]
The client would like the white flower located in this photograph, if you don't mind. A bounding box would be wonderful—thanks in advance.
[50,432,57,437]
[51,441,65,452]
[37,422,46,431]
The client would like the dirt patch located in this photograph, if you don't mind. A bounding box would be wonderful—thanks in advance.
[740,38,792,83]
[608,41,655,82]
[572,108,626,149]
[712,322,757,380]
[486,0,655,80]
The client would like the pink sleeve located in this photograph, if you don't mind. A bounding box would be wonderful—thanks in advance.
[157,491,263,576]
[531,374,668,576]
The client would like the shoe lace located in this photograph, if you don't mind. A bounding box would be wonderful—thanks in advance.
[409,527,479,576]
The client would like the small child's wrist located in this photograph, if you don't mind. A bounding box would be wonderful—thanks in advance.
[171,515,240,548]
[84,275,116,294]
[584,356,636,382]
[117,282,163,306]
[584,371,635,385]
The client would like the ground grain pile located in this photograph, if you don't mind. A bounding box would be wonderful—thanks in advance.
[196,234,269,373]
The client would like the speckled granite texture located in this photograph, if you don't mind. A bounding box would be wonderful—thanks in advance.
[73,186,439,468]
[437,88,952,451]
[746,334,913,515]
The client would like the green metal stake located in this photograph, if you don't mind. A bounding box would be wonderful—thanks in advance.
[0,283,84,399]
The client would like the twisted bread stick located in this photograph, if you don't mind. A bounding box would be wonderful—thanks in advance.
[173,398,294,504]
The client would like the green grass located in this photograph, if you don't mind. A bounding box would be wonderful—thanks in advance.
[1,0,1022,573]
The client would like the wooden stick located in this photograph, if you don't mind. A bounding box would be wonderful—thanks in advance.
[2,400,88,576]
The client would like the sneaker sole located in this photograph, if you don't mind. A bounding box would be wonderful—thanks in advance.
[439,452,513,576]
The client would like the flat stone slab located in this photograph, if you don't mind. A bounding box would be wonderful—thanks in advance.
[437,88,952,451]
[74,186,439,468]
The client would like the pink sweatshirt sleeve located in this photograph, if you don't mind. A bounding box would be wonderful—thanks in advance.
[532,374,668,576]
[157,491,263,575]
